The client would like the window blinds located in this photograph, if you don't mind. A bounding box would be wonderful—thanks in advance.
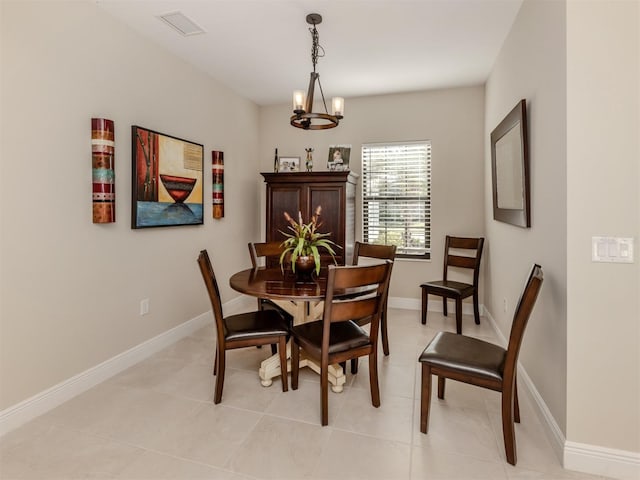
[361,141,431,258]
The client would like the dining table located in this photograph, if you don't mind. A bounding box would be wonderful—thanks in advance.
[229,266,348,392]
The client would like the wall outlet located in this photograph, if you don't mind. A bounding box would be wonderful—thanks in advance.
[140,298,149,316]
[503,298,508,313]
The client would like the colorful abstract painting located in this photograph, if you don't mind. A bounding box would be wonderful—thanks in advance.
[92,118,115,223]
[131,126,203,228]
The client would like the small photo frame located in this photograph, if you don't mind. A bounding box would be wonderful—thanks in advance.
[328,145,351,171]
[278,156,300,172]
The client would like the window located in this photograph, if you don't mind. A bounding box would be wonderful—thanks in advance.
[361,141,431,259]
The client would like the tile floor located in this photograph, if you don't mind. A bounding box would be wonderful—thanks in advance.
[0,308,609,479]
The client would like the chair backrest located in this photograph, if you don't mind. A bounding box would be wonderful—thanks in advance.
[443,236,484,287]
[197,250,226,344]
[248,241,284,268]
[322,261,393,351]
[352,242,397,265]
[502,264,544,384]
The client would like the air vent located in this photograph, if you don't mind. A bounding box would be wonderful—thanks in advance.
[157,11,205,36]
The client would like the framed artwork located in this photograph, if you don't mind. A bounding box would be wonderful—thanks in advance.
[131,126,204,228]
[278,156,300,172]
[328,145,351,171]
[490,99,530,228]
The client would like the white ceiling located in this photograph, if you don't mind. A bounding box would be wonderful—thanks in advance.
[95,0,523,106]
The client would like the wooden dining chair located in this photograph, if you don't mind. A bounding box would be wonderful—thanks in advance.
[197,250,289,404]
[419,264,543,465]
[290,261,392,426]
[420,235,484,334]
[350,241,396,373]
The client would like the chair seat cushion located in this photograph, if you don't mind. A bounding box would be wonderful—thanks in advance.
[224,310,289,342]
[420,280,474,297]
[419,332,506,383]
[292,320,370,358]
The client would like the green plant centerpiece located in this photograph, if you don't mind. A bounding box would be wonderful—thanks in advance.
[279,206,339,276]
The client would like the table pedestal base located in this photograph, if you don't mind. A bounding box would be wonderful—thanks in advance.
[258,299,345,393]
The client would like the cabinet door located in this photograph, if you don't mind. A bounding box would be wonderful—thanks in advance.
[267,185,303,244]
[308,184,345,264]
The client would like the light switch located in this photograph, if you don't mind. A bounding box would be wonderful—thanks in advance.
[592,236,634,263]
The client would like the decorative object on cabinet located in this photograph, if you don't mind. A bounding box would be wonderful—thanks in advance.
[131,126,203,228]
[490,99,530,227]
[279,207,339,277]
[290,13,344,130]
[305,147,314,172]
[277,156,300,172]
[262,171,358,267]
[212,150,224,219]
[327,145,351,171]
[91,118,115,223]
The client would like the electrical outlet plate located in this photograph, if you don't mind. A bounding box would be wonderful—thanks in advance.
[592,236,634,263]
[140,298,150,315]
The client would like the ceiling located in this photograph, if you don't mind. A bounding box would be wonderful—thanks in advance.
[95,0,523,106]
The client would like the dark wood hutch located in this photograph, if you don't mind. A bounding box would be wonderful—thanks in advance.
[261,171,358,267]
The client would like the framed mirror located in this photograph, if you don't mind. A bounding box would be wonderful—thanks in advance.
[490,99,530,227]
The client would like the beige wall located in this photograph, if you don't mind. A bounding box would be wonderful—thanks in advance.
[0,1,261,409]
[566,0,639,452]
[258,87,486,302]
[485,0,568,433]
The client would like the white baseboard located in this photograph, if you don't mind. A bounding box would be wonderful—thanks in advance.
[0,311,214,437]
[388,296,484,316]
[564,442,640,480]
[484,307,640,480]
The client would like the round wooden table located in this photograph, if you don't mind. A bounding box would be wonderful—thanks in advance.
[229,267,347,392]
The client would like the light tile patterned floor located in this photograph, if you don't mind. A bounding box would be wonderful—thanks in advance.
[0,308,609,479]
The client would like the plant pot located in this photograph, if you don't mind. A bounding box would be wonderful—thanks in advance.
[294,255,316,281]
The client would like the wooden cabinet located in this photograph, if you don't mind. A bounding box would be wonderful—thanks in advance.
[262,171,358,266]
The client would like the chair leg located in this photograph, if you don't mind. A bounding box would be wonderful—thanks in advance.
[270,343,278,355]
[421,287,428,325]
[455,297,462,334]
[443,296,448,317]
[369,352,381,408]
[473,290,481,325]
[514,380,520,423]
[213,347,218,376]
[437,376,446,399]
[420,363,432,433]
[501,385,518,465]
[350,358,358,374]
[381,309,390,356]
[291,340,300,390]
[214,349,225,404]
[278,337,288,392]
[320,361,329,426]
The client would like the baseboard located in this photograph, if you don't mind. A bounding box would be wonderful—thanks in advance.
[388,296,484,316]
[564,442,640,480]
[484,308,640,480]
[0,310,214,437]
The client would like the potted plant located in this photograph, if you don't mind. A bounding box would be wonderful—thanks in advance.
[279,206,339,277]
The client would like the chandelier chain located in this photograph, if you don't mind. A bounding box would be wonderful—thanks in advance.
[309,25,325,73]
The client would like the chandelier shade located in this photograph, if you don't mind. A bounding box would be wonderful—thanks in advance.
[290,14,343,130]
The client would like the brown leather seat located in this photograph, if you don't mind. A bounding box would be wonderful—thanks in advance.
[420,236,484,334]
[197,250,289,404]
[419,264,543,465]
[290,261,393,426]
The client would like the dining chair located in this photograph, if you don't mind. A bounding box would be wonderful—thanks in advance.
[350,241,396,373]
[419,264,543,465]
[197,249,289,404]
[290,261,393,426]
[420,235,484,334]
[248,241,294,354]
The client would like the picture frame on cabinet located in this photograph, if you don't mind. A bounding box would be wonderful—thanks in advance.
[278,156,300,172]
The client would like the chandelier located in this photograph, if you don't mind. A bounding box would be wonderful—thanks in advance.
[290,14,344,130]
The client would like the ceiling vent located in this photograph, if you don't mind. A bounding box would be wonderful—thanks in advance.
[157,11,205,36]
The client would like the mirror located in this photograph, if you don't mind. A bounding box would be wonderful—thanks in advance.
[490,99,530,227]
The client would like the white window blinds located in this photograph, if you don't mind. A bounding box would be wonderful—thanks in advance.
[361,141,431,258]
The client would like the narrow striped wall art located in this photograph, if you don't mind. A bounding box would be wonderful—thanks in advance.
[91,118,115,223]
[212,150,224,219]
